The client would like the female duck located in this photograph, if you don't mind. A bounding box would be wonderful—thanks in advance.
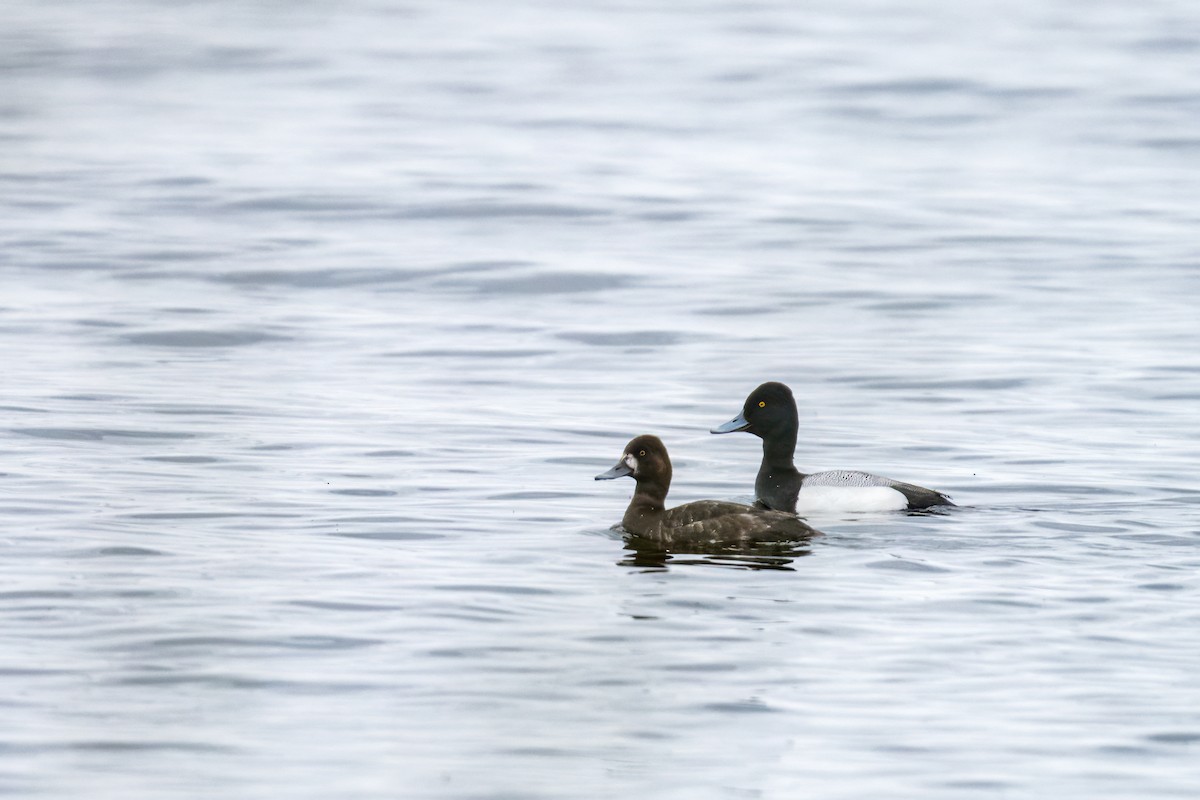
[711,382,953,513]
[595,434,817,543]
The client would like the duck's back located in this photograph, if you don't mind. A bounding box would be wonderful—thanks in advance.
[657,500,815,542]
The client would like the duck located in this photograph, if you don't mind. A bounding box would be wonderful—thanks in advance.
[711,381,953,513]
[595,434,818,543]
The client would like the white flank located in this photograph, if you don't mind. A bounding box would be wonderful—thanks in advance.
[795,484,908,513]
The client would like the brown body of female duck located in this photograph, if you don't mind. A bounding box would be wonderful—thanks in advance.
[595,434,818,544]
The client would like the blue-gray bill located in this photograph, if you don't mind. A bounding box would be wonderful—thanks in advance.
[710,413,750,434]
[595,462,633,480]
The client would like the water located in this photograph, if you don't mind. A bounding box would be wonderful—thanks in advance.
[3,0,1200,797]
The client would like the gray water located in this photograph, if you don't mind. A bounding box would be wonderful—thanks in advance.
[3,1,1200,797]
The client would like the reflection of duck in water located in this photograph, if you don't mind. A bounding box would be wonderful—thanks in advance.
[595,434,818,545]
[619,532,813,572]
[712,382,954,513]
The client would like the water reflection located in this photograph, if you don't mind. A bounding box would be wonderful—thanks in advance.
[618,533,816,571]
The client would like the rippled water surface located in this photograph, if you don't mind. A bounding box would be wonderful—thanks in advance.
[3,1,1200,797]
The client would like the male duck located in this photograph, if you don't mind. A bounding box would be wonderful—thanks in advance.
[595,434,818,543]
[711,382,953,513]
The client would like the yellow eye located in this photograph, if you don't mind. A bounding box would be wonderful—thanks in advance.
[758,401,766,407]
[638,449,646,456]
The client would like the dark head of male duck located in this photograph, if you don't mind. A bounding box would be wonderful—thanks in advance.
[711,381,802,513]
[711,381,799,442]
[595,434,817,543]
